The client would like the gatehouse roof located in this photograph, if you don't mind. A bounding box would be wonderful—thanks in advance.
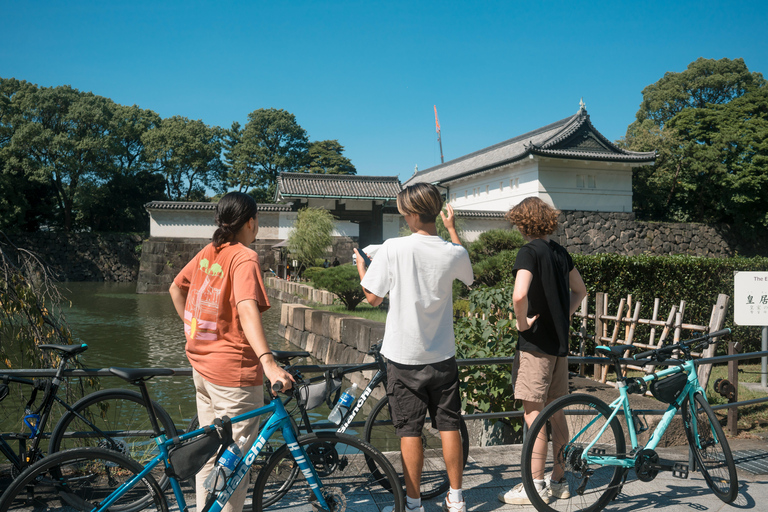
[275,173,402,201]
[405,108,656,186]
[144,201,292,212]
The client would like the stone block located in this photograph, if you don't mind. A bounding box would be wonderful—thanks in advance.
[322,313,346,341]
[306,309,325,335]
[291,305,309,330]
[305,333,316,353]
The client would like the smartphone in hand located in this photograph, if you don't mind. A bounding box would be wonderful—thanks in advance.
[355,247,372,268]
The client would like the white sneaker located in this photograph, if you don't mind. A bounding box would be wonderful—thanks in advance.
[383,505,424,512]
[498,482,551,505]
[548,477,571,499]
[442,495,466,512]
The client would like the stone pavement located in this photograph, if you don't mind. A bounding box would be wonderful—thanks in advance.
[432,439,768,512]
[165,438,768,512]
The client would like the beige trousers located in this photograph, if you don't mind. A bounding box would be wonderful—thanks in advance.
[193,369,263,512]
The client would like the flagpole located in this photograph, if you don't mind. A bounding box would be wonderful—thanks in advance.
[434,105,444,164]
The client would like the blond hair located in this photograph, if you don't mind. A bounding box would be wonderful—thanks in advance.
[505,197,559,237]
[397,183,444,223]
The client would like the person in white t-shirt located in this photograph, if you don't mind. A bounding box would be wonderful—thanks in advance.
[355,183,474,512]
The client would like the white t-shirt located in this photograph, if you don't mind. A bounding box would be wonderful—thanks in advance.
[361,234,474,365]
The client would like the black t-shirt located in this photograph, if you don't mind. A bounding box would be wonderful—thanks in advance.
[512,238,574,357]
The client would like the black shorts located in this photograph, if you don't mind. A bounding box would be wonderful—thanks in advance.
[386,357,461,437]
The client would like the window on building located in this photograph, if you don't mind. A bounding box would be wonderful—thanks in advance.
[588,175,596,188]
[514,178,519,188]
[576,175,584,188]
[485,185,489,194]
[464,190,468,199]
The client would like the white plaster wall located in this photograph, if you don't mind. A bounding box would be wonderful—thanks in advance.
[538,160,633,212]
[445,161,539,212]
[333,221,359,237]
[148,210,217,238]
[383,214,404,240]
[460,217,512,243]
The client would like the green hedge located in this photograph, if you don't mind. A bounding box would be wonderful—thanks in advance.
[572,254,768,353]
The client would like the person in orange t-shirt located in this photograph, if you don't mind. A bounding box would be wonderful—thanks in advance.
[169,192,292,512]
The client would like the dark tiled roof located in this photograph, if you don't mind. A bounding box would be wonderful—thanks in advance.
[454,210,506,218]
[276,173,401,200]
[405,110,656,186]
[144,201,292,212]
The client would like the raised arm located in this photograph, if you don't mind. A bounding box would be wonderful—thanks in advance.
[440,204,462,245]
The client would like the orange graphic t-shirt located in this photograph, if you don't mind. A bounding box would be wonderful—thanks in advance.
[173,242,270,387]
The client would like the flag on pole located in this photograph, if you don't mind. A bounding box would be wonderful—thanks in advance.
[434,105,441,133]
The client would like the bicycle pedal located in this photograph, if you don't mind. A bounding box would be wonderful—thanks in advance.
[672,463,689,479]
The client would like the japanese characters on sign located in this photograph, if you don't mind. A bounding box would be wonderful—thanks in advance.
[734,272,768,326]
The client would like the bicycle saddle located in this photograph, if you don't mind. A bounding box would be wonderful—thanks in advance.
[596,344,635,359]
[38,343,88,356]
[271,350,310,364]
[109,367,175,382]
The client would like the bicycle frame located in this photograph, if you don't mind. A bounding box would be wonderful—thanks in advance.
[582,358,703,469]
[90,395,332,512]
[335,367,385,434]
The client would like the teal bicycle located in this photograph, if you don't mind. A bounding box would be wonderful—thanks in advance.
[0,369,404,512]
[520,328,738,512]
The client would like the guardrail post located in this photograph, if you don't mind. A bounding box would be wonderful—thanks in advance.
[727,341,740,436]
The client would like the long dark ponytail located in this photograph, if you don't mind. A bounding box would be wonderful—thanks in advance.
[212,192,258,247]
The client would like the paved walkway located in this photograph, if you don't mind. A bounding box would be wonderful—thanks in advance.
[447,439,768,512]
[166,438,768,512]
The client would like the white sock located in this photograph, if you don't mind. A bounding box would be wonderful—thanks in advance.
[406,495,422,510]
[534,479,546,491]
[448,487,463,502]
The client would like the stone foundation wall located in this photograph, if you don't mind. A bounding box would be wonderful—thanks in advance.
[278,302,386,398]
[555,211,766,257]
[6,232,143,282]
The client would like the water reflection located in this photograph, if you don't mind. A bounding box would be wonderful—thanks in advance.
[57,282,292,427]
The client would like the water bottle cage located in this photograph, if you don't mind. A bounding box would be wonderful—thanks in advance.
[24,413,41,438]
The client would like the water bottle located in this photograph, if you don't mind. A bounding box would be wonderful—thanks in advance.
[328,383,358,425]
[203,435,247,493]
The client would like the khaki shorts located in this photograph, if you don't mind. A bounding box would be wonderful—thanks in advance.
[512,350,568,403]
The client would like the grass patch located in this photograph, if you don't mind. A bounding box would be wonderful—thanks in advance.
[309,302,388,323]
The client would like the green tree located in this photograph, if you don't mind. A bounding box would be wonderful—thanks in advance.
[287,207,335,270]
[1,82,116,230]
[143,116,225,201]
[301,140,356,175]
[226,108,309,200]
[622,58,768,230]
[311,265,367,311]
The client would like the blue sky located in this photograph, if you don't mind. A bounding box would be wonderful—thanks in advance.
[2,0,767,184]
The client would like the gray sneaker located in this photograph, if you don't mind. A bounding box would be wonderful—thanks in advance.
[498,483,551,505]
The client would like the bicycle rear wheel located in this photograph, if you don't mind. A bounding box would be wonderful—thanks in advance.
[363,395,469,500]
[0,447,168,512]
[49,389,177,502]
[682,392,738,502]
[520,394,627,512]
[252,432,403,512]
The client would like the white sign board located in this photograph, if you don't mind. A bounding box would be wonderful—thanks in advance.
[734,271,768,326]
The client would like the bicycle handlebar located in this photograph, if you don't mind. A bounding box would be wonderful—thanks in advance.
[632,328,732,361]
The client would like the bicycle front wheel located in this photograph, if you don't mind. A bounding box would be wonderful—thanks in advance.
[49,389,177,501]
[252,432,404,512]
[363,395,469,500]
[521,394,627,512]
[682,392,738,502]
[0,447,168,512]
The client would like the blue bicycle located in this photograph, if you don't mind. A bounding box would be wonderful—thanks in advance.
[0,369,404,512]
[520,328,737,512]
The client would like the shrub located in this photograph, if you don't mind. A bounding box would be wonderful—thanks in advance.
[571,254,768,353]
[468,229,525,262]
[311,264,367,311]
[302,266,325,284]
[287,208,334,270]
[472,249,518,287]
[455,285,519,417]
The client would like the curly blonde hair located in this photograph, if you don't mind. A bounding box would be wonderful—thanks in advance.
[505,197,559,237]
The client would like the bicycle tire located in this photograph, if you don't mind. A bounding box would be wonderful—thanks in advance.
[0,446,168,512]
[363,395,469,500]
[682,392,738,503]
[520,394,627,512]
[48,388,177,504]
[252,431,404,512]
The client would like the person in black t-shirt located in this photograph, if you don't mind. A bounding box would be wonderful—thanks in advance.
[499,197,587,506]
